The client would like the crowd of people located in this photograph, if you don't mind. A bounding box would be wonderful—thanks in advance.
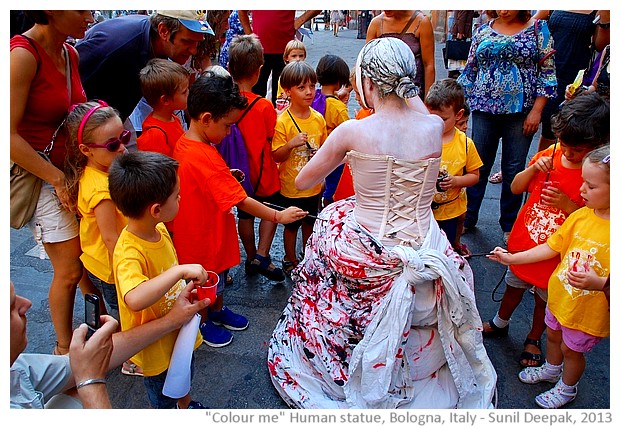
[10,9,609,410]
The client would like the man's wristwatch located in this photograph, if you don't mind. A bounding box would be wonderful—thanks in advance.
[597,22,610,29]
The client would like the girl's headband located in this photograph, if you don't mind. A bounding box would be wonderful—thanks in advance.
[77,100,109,146]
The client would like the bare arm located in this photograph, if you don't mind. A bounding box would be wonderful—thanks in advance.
[418,16,436,97]
[532,10,551,20]
[488,243,559,265]
[94,200,122,257]
[124,265,207,311]
[593,10,610,51]
[237,10,252,34]
[365,15,382,42]
[294,10,321,30]
[66,282,210,397]
[296,124,350,190]
[236,197,307,224]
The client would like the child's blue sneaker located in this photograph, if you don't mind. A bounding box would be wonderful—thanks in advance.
[209,306,249,331]
[200,320,233,347]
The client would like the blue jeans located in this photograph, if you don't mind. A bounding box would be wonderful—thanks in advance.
[143,354,196,408]
[466,111,532,232]
[86,271,118,313]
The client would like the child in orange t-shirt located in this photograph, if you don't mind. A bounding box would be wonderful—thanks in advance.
[137,59,189,157]
[482,93,609,368]
[228,35,284,282]
[172,71,307,348]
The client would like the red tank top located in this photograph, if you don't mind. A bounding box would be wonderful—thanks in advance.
[11,35,87,168]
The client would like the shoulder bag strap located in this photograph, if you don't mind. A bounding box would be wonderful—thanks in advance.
[400,11,419,35]
[286,109,303,133]
[237,96,263,124]
[142,126,169,148]
[19,34,41,75]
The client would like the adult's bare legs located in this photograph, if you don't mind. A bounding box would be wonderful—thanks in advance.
[43,236,83,354]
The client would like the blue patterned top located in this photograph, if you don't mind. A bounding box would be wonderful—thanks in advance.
[458,19,557,114]
[219,11,245,69]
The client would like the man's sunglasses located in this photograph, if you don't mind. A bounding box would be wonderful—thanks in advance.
[83,129,131,152]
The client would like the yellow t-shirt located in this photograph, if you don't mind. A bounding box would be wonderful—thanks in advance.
[432,129,483,221]
[78,166,127,283]
[546,207,610,337]
[324,96,350,136]
[113,223,202,376]
[272,108,327,198]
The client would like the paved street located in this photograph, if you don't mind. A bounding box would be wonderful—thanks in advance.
[10,25,609,410]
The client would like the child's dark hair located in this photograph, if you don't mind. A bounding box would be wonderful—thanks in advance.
[551,92,610,147]
[228,34,264,82]
[187,70,248,121]
[584,144,610,178]
[108,151,179,219]
[425,78,465,113]
[316,54,350,87]
[280,61,317,90]
[139,59,190,106]
[64,101,120,213]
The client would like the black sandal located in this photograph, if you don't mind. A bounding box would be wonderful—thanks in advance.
[482,319,509,338]
[519,338,544,367]
[253,254,285,282]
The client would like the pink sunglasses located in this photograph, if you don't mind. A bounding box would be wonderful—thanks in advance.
[83,129,131,152]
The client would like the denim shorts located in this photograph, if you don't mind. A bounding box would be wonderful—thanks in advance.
[545,308,603,353]
[505,267,548,302]
[27,182,78,244]
[86,270,119,314]
[143,353,196,408]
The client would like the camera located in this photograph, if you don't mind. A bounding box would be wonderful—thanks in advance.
[436,171,448,192]
[85,294,100,340]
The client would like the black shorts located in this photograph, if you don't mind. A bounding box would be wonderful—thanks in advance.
[237,192,280,220]
[276,193,320,230]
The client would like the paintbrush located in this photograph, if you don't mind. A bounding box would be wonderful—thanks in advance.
[262,202,317,220]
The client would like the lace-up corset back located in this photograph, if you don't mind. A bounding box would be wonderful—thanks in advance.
[347,150,440,247]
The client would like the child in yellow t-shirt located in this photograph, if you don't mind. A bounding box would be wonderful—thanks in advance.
[272,61,327,273]
[425,78,482,253]
[109,151,210,409]
[489,145,610,409]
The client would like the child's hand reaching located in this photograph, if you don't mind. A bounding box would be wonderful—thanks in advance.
[486,247,512,265]
[276,206,308,224]
[567,269,607,291]
[181,264,209,286]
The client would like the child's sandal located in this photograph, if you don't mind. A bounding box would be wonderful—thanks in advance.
[282,259,299,275]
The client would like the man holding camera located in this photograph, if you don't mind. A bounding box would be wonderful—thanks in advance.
[9,282,209,408]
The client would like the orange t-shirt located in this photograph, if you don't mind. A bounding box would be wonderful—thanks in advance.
[238,92,281,197]
[137,113,185,157]
[172,135,247,273]
[508,145,585,288]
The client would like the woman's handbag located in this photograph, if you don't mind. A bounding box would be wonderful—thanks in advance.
[443,39,472,68]
[10,152,49,229]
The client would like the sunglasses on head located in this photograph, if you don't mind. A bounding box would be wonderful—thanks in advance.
[83,129,131,152]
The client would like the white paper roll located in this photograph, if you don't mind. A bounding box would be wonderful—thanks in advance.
[162,313,201,398]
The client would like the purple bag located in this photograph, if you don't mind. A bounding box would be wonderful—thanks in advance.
[217,96,262,195]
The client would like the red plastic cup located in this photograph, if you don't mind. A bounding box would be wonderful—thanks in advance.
[539,180,559,205]
[196,271,219,304]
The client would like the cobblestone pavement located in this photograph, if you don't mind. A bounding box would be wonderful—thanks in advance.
[10,25,609,410]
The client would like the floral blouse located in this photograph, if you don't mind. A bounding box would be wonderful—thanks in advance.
[458,19,557,114]
[219,11,245,69]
